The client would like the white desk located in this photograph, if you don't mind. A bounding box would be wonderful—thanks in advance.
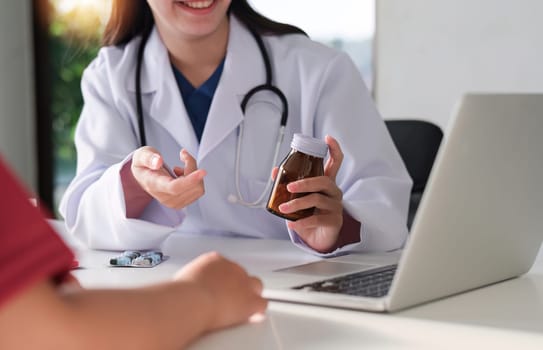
[51,221,543,349]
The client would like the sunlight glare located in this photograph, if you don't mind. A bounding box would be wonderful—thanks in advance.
[51,0,112,37]
[54,0,109,17]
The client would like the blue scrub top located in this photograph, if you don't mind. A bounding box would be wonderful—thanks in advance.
[172,59,225,142]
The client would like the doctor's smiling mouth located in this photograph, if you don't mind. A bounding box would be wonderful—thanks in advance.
[174,0,217,11]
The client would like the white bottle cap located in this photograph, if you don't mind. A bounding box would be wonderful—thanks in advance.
[291,134,328,158]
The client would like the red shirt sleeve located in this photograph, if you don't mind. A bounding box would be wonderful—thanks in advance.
[0,157,75,308]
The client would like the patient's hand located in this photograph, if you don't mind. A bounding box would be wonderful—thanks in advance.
[174,252,268,331]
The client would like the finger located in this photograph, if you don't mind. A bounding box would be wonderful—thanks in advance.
[201,251,223,264]
[252,296,269,315]
[270,167,279,180]
[180,149,198,174]
[250,276,264,294]
[133,146,162,170]
[279,193,341,214]
[324,135,344,182]
[286,176,343,200]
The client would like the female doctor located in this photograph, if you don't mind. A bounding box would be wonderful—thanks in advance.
[59,0,412,257]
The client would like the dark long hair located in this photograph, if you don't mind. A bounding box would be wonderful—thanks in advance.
[102,0,306,47]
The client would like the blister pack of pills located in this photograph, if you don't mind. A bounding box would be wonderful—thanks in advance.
[109,250,167,268]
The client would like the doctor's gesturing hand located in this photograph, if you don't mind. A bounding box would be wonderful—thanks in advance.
[272,136,358,253]
[125,146,206,217]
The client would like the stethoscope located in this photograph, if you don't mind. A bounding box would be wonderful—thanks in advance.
[135,28,288,208]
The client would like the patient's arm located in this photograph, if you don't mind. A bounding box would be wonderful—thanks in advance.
[0,253,267,350]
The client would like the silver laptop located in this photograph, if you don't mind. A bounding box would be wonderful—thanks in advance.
[262,93,543,312]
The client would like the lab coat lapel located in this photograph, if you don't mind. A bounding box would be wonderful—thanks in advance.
[136,28,199,157]
[198,16,265,161]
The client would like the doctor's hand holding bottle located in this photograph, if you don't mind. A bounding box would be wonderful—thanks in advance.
[268,135,360,253]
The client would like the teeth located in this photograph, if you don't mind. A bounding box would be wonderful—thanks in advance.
[183,0,214,9]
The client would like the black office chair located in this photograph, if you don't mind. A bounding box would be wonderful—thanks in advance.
[385,119,443,229]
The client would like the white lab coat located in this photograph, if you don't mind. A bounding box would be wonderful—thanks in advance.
[59,15,412,257]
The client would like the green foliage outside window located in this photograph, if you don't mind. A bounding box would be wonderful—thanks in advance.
[49,34,98,168]
[48,0,109,207]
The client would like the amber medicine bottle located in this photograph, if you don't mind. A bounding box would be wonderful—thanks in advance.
[266,134,328,221]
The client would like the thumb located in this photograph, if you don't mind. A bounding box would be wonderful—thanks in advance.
[270,167,279,181]
[133,146,162,170]
[323,135,344,182]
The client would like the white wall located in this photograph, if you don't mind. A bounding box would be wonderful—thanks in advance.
[0,0,37,190]
[375,0,543,130]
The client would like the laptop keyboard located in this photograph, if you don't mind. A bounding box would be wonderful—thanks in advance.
[291,265,397,298]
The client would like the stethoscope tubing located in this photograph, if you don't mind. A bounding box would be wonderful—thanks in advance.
[233,123,285,208]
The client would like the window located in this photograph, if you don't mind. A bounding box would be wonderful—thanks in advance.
[250,0,375,89]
